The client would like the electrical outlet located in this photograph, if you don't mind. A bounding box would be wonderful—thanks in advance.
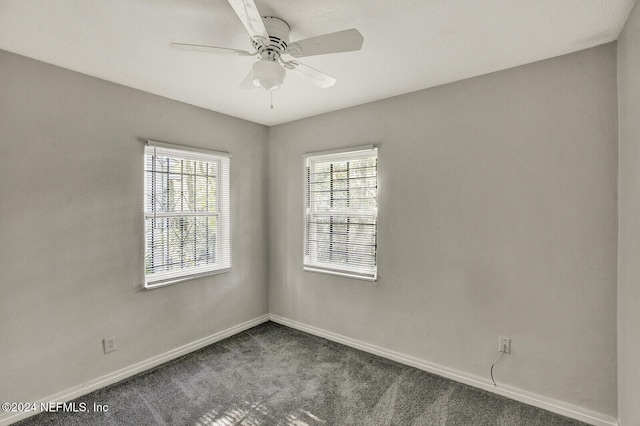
[103,336,116,354]
[499,337,511,354]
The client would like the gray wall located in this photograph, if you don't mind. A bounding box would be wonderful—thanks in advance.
[269,44,618,416]
[0,50,269,403]
[618,2,640,424]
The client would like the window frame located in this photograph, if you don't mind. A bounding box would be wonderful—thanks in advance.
[143,140,231,289]
[303,145,378,281]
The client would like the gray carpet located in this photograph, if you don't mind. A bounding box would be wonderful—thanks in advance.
[16,322,587,425]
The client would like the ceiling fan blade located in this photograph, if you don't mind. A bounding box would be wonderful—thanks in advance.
[239,70,256,90]
[287,61,336,88]
[227,0,269,43]
[287,29,363,58]
[170,43,252,56]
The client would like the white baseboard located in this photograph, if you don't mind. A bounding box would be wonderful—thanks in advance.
[269,314,618,426]
[0,314,270,426]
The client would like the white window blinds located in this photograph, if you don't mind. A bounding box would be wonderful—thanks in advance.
[304,147,378,280]
[144,142,231,288]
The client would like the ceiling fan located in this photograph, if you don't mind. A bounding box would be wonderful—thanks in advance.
[170,0,364,91]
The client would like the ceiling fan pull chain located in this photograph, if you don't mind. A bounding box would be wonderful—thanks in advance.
[270,91,274,109]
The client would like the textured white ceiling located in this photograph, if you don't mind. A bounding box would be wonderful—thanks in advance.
[0,0,636,126]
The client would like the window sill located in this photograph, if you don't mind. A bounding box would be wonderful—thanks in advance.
[144,267,230,290]
[303,266,377,282]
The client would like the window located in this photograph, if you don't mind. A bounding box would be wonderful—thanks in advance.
[144,141,231,288]
[304,146,378,280]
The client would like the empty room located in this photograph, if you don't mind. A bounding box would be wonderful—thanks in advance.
[1,0,640,425]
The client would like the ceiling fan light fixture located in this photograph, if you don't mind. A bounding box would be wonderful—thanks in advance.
[252,60,285,91]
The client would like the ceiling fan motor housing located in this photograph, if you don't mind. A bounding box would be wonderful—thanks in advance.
[253,16,290,61]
